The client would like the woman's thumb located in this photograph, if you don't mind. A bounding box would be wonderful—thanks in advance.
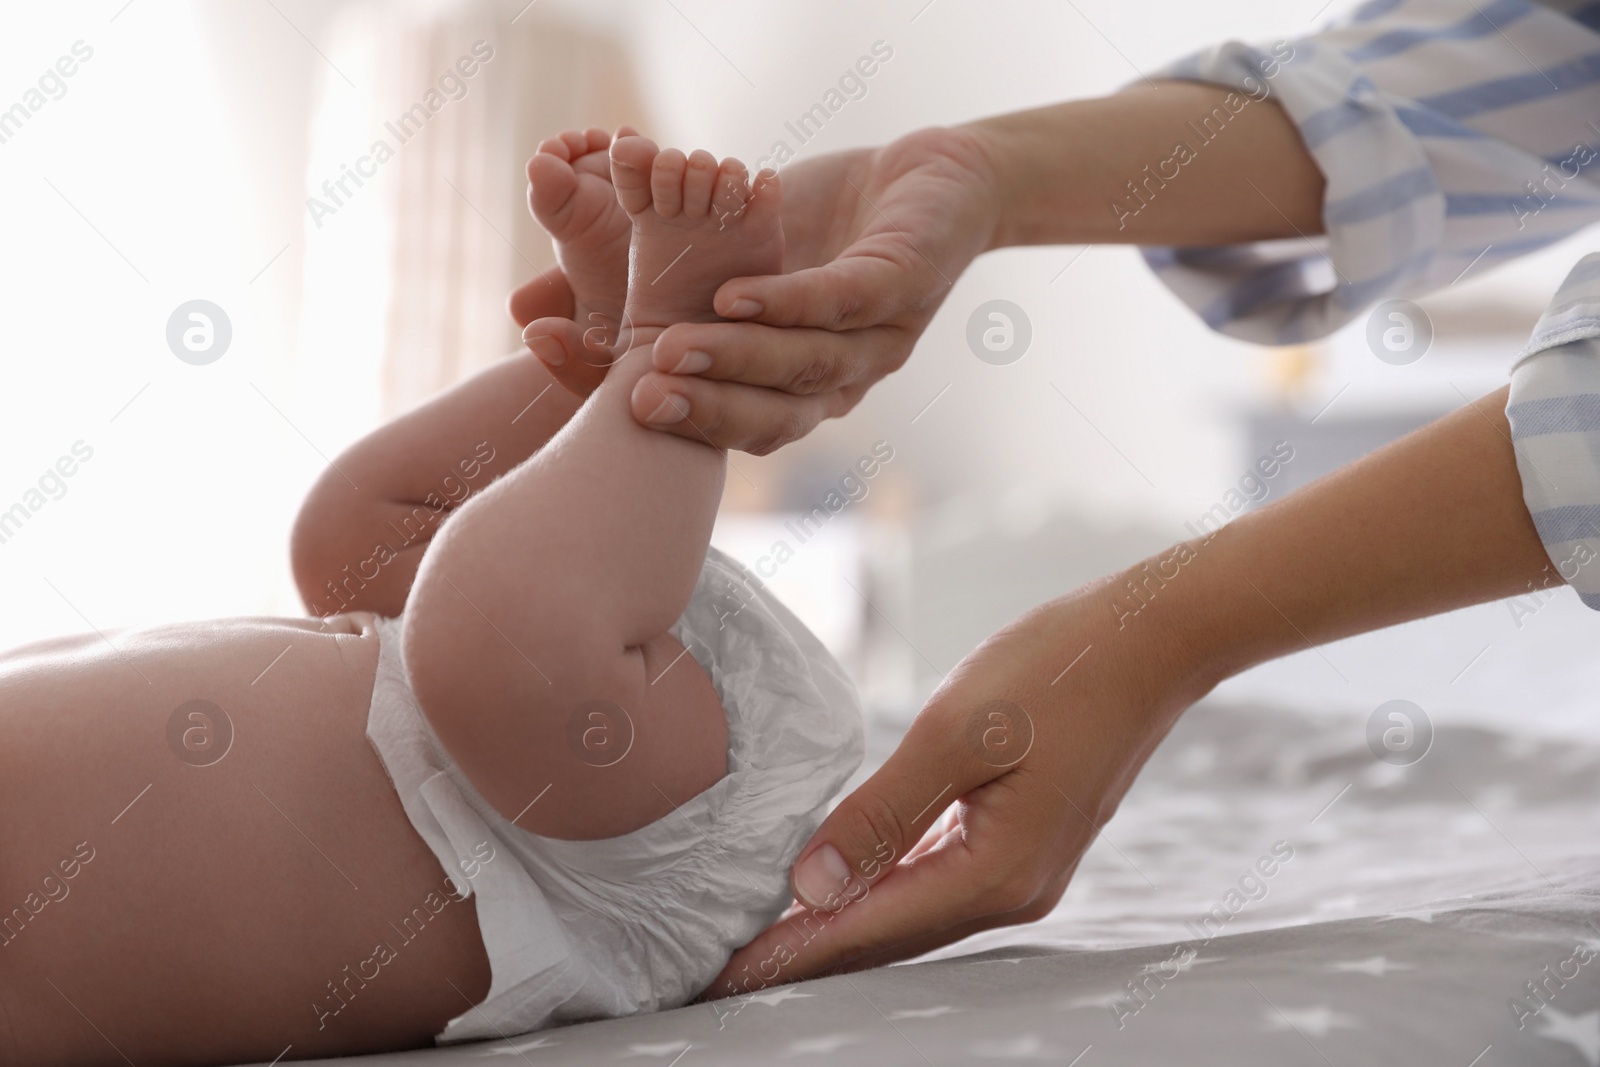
[506,264,573,330]
[790,719,1000,909]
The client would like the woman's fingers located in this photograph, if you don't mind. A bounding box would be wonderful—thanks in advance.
[708,124,997,337]
[707,827,991,998]
[651,320,895,394]
[706,787,1077,998]
[507,265,575,330]
[521,316,612,398]
[820,858,1079,976]
[786,699,1016,912]
[712,249,914,331]
[627,371,852,455]
[900,805,959,865]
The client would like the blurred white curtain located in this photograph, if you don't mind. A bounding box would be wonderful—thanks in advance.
[299,0,647,419]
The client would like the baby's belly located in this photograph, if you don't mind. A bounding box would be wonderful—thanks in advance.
[0,613,490,1066]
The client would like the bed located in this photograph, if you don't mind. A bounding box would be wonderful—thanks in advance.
[248,693,1600,1066]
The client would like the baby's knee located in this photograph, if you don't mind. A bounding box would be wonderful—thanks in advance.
[402,594,586,728]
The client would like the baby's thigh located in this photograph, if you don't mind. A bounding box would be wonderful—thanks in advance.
[0,616,489,1066]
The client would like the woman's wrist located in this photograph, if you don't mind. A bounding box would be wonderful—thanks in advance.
[1128,528,1304,698]
[882,123,1005,257]
[1028,566,1224,742]
[962,106,1086,253]
[1093,550,1235,710]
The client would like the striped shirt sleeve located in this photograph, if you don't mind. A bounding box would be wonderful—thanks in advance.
[1508,254,1600,608]
[1139,0,1600,345]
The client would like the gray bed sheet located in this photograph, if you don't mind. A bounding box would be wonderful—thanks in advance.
[252,699,1600,1066]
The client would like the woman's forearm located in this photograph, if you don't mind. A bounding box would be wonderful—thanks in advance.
[1145,386,1555,688]
[966,81,1325,251]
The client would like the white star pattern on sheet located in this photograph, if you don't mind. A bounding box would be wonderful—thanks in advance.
[1328,956,1414,976]
[741,988,813,1007]
[783,1033,859,1055]
[889,1005,960,1019]
[623,1040,692,1057]
[968,1034,1066,1059]
[1314,894,1361,914]
[479,1034,560,1055]
[1473,784,1519,812]
[1447,812,1492,837]
[1382,910,1435,924]
[1261,1006,1363,1038]
[1501,734,1543,759]
[1359,760,1408,790]
[1535,1007,1600,1067]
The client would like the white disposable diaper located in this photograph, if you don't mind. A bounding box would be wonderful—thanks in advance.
[364,546,866,1043]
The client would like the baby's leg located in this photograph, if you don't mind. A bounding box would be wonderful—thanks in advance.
[291,352,584,620]
[402,140,783,841]
[294,126,641,620]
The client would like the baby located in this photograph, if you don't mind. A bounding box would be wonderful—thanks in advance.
[2,131,863,1065]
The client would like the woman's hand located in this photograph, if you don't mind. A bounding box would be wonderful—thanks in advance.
[703,568,1217,996]
[517,311,629,397]
[507,83,1329,451]
[704,384,1559,995]
[510,125,1004,452]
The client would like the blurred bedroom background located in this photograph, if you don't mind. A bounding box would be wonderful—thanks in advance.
[3,0,1598,755]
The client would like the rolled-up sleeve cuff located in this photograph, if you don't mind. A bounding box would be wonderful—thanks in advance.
[1507,252,1600,608]
[1139,38,1445,345]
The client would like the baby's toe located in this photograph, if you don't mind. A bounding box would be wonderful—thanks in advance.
[527,151,579,223]
[534,132,580,162]
[651,148,689,218]
[711,158,752,224]
[571,128,614,179]
[556,129,593,158]
[745,166,784,229]
[681,150,717,220]
[610,135,659,214]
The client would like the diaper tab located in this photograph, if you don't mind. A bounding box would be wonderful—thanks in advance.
[364,616,583,1041]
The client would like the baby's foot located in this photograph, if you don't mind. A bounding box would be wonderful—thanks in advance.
[527,127,634,347]
[608,136,784,329]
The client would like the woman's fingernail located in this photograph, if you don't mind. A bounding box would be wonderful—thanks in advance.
[793,844,851,909]
[644,393,690,425]
[725,297,762,318]
[671,349,712,374]
[524,329,565,367]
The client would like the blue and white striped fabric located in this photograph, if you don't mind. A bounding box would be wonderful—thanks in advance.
[1143,0,1600,604]
[1508,254,1600,606]
[1144,0,1600,345]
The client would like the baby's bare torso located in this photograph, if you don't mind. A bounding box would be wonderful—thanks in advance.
[0,612,490,1066]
